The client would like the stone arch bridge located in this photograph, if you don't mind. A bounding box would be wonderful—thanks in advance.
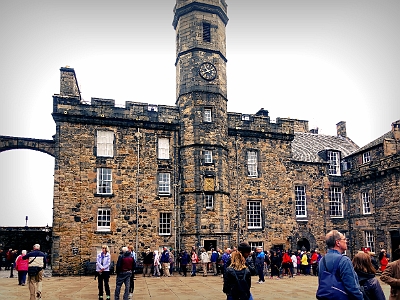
[0,135,55,157]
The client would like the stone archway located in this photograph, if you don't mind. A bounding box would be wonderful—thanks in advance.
[297,238,310,251]
[0,135,55,157]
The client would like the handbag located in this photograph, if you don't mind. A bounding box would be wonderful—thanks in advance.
[316,256,349,300]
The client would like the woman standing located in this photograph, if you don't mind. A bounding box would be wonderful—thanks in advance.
[269,251,281,279]
[153,250,161,277]
[379,249,389,272]
[180,250,190,277]
[223,251,252,300]
[96,245,111,300]
[352,251,386,300]
[200,248,210,276]
[381,248,400,300]
[14,250,29,285]
[191,249,198,277]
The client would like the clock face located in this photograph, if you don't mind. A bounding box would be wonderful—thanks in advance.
[199,62,217,81]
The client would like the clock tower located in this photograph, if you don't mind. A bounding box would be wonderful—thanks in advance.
[173,1,232,250]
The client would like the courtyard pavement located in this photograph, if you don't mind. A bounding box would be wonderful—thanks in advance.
[0,269,391,299]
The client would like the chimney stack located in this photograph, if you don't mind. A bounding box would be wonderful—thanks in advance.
[60,67,81,99]
[336,121,347,138]
[392,120,400,141]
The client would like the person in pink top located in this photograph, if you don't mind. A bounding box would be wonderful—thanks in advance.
[15,250,29,286]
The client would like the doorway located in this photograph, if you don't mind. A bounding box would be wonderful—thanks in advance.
[204,240,217,251]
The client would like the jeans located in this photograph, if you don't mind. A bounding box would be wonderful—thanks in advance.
[114,272,131,300]
[256,264,265,282]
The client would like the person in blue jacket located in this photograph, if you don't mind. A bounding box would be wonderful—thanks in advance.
[317,230,363,300]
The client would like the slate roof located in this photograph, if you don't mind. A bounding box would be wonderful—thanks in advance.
[291,132,359,163]
[347,131,394,157]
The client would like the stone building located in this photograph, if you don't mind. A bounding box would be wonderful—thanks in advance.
[1,0,398,275]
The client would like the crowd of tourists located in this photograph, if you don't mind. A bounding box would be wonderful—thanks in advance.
[3,236,400,300]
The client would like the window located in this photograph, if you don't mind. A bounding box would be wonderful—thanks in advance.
[247,201,262,229]
[158,173,170,195]
[205,194,214,209]
[148,104,158,112]
[158,138,169,159]
[249,241,263,251]
[204,150,213,164]
[97,208,111,231]
[328,151,341,176]
[204,108,212,122]
[247,151,258,177]
[362,152,371,164]
[203,22,211,42]
[242,114,250,121]
[329,187,343,217]
[295,186,307,217]
[159,213,171,235]
[365,231,374,250]
[97,168,112,194]
[362,192,371,214]
[97,131,114,157]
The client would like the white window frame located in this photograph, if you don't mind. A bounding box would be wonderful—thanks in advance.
[97,131,114,157]
[159,212,171,235]
[204,108,212,122]
[158,173,170,195]
[329,187,343,218]
[247,151,258,177]
[328,151,341,176]
[247,201,262,229]
[365,231,374,251]
[362,152,371,164]
[362,192,371,214]
[158,138,170,159]
[97,168,112,194]
[295,186,307,217]
[205,194,214,209]
[249,241,263,251]
[204,150,213,164]
[97,208,111,231]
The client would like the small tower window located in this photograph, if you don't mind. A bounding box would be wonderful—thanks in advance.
[203,22,211,42]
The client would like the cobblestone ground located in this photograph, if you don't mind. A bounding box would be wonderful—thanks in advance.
[0,270,391,300]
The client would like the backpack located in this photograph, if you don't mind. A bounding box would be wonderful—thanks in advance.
[316,256,349,300]
[231,269,250,300]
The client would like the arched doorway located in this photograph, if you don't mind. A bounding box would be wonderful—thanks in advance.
[297,238,310,251]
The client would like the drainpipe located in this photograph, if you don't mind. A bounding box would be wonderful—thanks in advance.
[235,137,240,244]
[134,129,142,254]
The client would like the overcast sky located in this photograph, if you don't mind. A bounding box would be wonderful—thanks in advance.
[0,0,399,226]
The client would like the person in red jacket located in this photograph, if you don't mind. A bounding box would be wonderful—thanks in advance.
[310,249,319,276]
[282,250,293,278]
[15,250,29,285]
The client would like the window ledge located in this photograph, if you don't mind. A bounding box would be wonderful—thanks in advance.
[95,230,113,234]
[296,218,308,222]
[94,193,114,198]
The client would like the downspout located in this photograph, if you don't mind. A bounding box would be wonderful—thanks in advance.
[134,129,142,254]
[235,137,240,243]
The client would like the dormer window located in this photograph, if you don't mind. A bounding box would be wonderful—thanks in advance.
[327,150,341,176]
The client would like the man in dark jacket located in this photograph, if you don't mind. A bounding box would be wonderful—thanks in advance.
[160,247,170,277]
[114,247,135,300]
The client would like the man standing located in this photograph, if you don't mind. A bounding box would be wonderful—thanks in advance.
[317,230,363,300]
[380,248,400,300]
[160,247,170,277]
[255,246,266,283]
[210,248,219,275]
[114,247,135,300]
[23,244,46,300]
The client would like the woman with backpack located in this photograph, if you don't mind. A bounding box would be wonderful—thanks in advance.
[223,251,252,300]
[352,251,386,300]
